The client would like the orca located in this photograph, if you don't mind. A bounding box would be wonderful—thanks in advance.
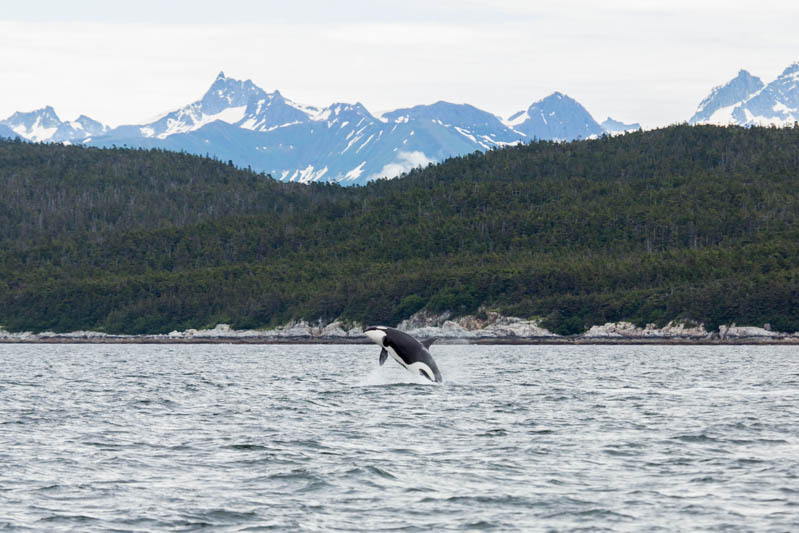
[363,326,442,383]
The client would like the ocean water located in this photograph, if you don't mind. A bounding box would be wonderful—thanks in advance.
[1,343,798,531]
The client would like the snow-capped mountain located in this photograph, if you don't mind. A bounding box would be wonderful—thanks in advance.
[505,92,604,141]
[127,72,316,140]
[61,115,109,141]
[1,72,631,185]
[600,117,641,134]
[732,63,799,126]
[383,101,522,148]
[0,106,108,143]
[83,72,554,185]
[690,62,799,126]
[689,70,764,124]
[1,106,63,142]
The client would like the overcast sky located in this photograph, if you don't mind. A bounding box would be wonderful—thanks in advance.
[2,0,798,128]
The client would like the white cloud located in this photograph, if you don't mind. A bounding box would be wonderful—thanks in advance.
[367,151,436,181]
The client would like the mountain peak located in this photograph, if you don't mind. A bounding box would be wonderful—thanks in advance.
[531,92,582,110]
[532,92,578,110]
[0,105,63,142]
[779,61,799,77]
[689,69,764,124]
[506,92,601,141]
[200,72,267,115]
[0,70,643,185]
[5,105,62,123]
[730,69,763,86]
[729,60,799,125]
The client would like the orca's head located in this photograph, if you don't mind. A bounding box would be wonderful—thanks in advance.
[364,326,388,347]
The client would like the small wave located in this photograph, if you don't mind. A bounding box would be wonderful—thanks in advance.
[343,464,398,481]
[295,479,335,493]
[672,433,719,443]
[543,508,636,521]
[478,428,508,437]
[84,440,125,449]
[403,486,436,493]
[527,428,555,434]
[603,448,641,457]
[34,484,61,491]
[733,457,767,465]
[269,468,321,482]
[38,514,98,524]
[225,443,271,451]
[690,475,724,483]
[184,509,260,523]
[365,465,397,479]
[463,519,507,530]
[423,494,535,507]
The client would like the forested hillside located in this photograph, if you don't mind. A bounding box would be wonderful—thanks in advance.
[2,125,799,334]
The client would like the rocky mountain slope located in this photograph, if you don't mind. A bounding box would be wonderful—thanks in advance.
[6,61,799,184]
[1,72,625,185]
[690,62,799,126]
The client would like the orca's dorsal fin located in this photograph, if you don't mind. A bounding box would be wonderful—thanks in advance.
[422,338,437,349]
[379,348,388,366]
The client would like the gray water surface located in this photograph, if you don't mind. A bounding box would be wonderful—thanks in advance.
[1,344,798,531]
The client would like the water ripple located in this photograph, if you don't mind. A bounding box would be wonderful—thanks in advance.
[1,343,798,531]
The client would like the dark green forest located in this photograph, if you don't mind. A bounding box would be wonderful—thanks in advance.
[2,124,799,334]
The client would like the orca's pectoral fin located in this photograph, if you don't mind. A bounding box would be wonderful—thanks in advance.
[422,338,437,349]
[419,369,434,381]
[379,348,388,366]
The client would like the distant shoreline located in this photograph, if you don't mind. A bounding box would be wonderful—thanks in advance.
[3,336,799,346]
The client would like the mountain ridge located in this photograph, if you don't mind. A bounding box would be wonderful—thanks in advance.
[0,73,624,185]
[691,63,799,126]
[4,61,799,183]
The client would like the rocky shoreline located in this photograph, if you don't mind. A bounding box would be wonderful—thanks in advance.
[3,337,798,345]
[3,311,799,345]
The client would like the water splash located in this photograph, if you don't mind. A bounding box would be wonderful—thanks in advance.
[357,365,437,387]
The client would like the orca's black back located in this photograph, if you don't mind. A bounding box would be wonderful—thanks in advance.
[383,327,424,360]
[383,327,442,382]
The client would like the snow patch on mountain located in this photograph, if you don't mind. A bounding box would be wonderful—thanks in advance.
[2,70,643,185]
[690,62,799,127]
[0,106,109,143]
[1,106,61,141]
[285,164,330,184]
[343,161,367,182]
[690,69,764,125]
[600,117,641,135]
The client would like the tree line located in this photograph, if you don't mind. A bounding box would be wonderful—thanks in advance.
[2,124,799,334]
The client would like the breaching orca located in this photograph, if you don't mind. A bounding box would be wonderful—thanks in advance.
[363,326,442,383]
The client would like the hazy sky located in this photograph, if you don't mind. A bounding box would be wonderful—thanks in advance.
[2,0,798,128]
